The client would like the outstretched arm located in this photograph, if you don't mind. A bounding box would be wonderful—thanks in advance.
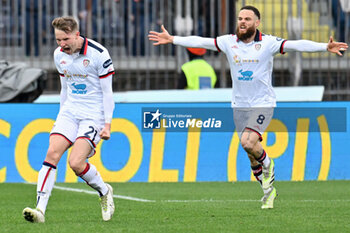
[284,36,348,55]
[148,25,218,51]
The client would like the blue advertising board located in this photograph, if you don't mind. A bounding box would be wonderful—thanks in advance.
[0,102,348,183]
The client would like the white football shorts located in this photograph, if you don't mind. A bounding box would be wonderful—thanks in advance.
[50,110,105,158]
[233,107,274,141]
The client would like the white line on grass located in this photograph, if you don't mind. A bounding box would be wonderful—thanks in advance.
[25,182,155,203]
[53,185,156,202]
[161,199,260,203]
[161,199,350,203]
[24,183,350,203]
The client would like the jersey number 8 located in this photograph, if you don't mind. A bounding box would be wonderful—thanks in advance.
[256,114,265,125]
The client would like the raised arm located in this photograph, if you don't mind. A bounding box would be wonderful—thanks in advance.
[284,36,348,56]
[148,25,218,51]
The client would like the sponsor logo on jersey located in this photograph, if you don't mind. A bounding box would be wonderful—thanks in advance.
[83,59,90,67]
[103,59,112,68]
[238,69,253,81]
[242,59,259,63]
[233,55,241,65]
[276,37,283,41]
[63,70,88,79]
[255,44,261,50]
[71,82,87,94]
[60,60,66,65]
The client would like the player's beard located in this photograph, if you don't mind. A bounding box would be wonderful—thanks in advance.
[236,25,256,41]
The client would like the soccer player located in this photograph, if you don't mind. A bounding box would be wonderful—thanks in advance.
[23,16,116,222]
[148,6,348,209]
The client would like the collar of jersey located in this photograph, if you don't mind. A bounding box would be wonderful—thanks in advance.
[79,36,88,55]
[236,29,262,42]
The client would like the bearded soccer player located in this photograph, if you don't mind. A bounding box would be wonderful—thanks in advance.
[23,16,115,222]
[148,5,348,209]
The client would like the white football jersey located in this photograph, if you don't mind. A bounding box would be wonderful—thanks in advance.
[215,30,286,107]
[54,37,115,120]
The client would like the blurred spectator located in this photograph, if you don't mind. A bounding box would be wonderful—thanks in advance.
[332,0,347,42]
[115,0,153,56]
[178,48,217,90]
[22,0,48,56]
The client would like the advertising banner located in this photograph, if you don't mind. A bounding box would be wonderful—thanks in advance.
[0,102,348,182]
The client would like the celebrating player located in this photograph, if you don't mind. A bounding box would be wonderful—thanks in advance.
[23,16,116,222]
[148,5,348,209]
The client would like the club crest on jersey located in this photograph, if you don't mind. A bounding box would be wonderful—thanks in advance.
[83,59,90,67]
[255,44,261,51]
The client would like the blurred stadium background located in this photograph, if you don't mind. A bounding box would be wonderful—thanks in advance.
[1,0,350,100]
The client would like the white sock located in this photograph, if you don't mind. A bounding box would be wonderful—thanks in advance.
[36,162,56,214]
[79,163,108,197]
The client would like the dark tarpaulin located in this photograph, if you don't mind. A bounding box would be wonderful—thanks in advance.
[0,61,46,102]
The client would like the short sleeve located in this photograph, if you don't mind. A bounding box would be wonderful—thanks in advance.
[98,50,115,79]
[215,35,231,54]
[53,48,64,76]
[267,35,287,55]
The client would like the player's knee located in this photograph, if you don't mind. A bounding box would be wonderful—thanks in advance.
[46,147,62,164]
[68,157,85,175]
[241,138,255,153]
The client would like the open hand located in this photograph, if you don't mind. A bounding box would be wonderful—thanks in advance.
[327,36,348,56]
[148,25,174,45]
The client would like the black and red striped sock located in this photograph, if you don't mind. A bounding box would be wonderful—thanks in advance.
[251,164,263,185]
[257,150,271,168]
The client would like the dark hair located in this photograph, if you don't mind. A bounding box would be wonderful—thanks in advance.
[52,16,79,33]
[240,6,260,20]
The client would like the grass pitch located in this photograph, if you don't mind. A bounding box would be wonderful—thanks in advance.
[1,181,350,233]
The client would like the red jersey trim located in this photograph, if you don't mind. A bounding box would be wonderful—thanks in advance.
[214,38,221,52]
[50,133,73,145]
[81,37,88,55]
[280,40,287,54]
[99,71,115,79]
[76,136,96,148]
[245,127,263,142]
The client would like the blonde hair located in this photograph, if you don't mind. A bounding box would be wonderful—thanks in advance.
[52,16,79,33]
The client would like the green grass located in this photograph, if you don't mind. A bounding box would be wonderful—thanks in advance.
[1,181,350,233]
